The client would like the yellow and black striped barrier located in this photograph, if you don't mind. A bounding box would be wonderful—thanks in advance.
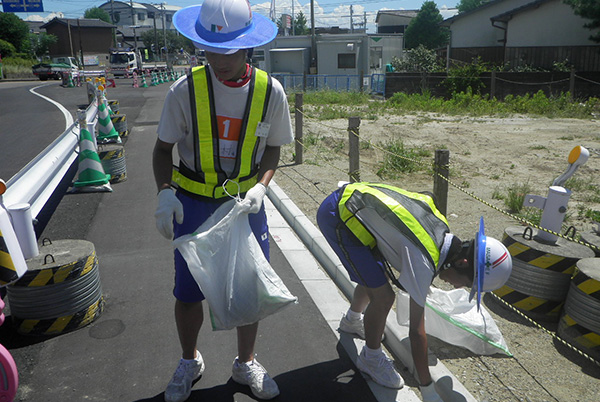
[7,239,104,336]
[493,226,595,321]
[98,143,127,184]
[558,258,600,361]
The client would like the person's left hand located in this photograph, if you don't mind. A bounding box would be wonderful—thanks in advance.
[241,182,267,214]
[420,382,443,402]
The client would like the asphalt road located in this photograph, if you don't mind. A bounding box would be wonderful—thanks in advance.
[0,79,379,401]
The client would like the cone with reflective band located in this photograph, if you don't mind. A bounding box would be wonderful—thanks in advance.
[140,72,148,88]
[97,98,120,143]
[67,72,75,88]
[73,127,111,188]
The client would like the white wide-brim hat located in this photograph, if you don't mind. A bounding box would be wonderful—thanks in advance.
[173,0,277,55]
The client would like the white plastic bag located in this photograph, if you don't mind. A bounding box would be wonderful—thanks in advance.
[396,287,511,356]
[173,199,297,331]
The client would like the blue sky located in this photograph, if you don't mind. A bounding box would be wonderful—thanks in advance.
[7,0,460,32]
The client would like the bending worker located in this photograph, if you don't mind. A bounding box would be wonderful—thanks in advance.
[152,0,293,401]
[317,182,512,401]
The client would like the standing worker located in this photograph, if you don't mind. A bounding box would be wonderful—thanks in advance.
[152,1,293,401]
[316,182,512,401]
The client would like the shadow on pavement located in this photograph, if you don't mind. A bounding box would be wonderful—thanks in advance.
[134,342,377,402]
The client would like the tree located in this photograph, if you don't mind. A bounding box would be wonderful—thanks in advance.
[140,29,194,57]
[565,0,600,43]
[391,44,443,72]
[294,11,309,35]
[84,7,112,24]
[30,33,58,59]
[0,13,29,53]
[404,1,449,50]
[457,0,488,13]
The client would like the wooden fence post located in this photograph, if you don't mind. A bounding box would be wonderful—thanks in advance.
[490,70,496,99]
[295,93,303,165]
[433,149,449,216]
[569,68,575,101]
[348,116,361,183]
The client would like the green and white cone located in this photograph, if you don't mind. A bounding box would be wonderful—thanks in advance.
[73,127,111,188]
[97,99,121,143]
[141,73,148,88]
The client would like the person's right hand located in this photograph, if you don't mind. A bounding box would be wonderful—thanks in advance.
[420,382,443,402]
[155,188,184,239]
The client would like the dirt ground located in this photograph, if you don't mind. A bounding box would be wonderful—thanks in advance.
[273,109,600,402]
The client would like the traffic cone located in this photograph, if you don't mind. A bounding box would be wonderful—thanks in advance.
[158,72,164,84]
[151,72,158,86]
[140,73,148,88]
[96,95,121,144]
[71,124,112,192]
[132,71,139,88]
[67,72,75,88]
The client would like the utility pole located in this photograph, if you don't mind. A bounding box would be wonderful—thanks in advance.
[350,5,353,34]
[110,0,117,47]
[130,0,137,51]
[310,0,315,73]
[162,3,168,65]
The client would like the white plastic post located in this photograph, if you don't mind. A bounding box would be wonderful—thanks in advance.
[536,186,571,244]
[7,203,39,259]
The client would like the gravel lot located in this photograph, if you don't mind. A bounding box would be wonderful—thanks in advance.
[273,110,600,402]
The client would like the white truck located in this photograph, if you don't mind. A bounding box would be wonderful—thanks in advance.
[109,50,167,76]
[32,56,82,81]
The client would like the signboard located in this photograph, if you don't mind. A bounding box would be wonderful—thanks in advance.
[2,0,43,13]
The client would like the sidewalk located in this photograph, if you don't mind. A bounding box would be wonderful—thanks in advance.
[4,81,476,401]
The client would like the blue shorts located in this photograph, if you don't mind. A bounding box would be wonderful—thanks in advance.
[173,191,270,303]
[316,189,387,288]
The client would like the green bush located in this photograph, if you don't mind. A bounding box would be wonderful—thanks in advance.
[0,39,16,58]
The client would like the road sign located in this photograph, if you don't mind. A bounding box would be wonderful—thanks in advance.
[1,0,43,13]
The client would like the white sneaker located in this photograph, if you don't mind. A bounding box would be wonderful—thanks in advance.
[339,314,384,340]
[164,352,205,402]
[232,357,280,400]
[339,314,366,339]
[356,347,404,389]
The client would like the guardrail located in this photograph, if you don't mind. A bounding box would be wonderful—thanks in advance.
[1,96,99,259]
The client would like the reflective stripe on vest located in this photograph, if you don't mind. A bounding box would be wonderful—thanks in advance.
[338,182,449,269]
[171,65,271,198]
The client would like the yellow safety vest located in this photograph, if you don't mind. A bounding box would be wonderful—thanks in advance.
[338,182,450,269]
[172,65,272,199]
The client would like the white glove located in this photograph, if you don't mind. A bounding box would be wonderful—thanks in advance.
[241,183,267,214]
[155,188,184,239]
[420,382,443,402]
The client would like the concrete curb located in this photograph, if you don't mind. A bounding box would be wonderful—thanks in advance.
[266,179,477,402]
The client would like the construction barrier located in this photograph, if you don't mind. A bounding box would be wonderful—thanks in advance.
[111,114,128,140]
[580,228,600,257]
[558,257,600,361]
[107,100,120,114]
[98,143,127,184]
[7,239,104,336]
[493,226,595,321]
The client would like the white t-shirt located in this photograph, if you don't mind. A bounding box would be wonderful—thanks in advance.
[157,66,294,175]
[355,207,454,307]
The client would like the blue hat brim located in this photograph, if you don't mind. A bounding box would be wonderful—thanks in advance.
[469,217,486,310]
[173,5,277,52]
